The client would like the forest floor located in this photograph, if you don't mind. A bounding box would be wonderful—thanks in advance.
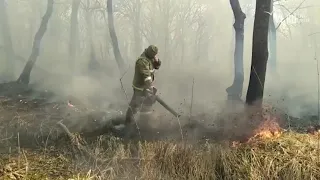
[0,82,319,180]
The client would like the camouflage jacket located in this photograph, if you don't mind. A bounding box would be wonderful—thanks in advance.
[132,52,159,91]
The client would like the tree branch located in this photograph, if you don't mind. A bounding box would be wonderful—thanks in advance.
[276,0,307,30]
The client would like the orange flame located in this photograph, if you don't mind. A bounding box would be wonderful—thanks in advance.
[249,116,282,140]
[232,105,283,147]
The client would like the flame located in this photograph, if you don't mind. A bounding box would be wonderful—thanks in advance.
[307,125,320,135]
[232,105,283,147]
[249,116,282,140]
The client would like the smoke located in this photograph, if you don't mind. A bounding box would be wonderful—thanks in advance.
[0,0,319,137]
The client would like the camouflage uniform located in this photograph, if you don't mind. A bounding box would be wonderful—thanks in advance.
[125,45,161,125]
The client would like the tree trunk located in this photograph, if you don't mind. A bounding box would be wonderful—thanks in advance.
[226,0,246,101]
[180,35,185,64]
[163,9,170,68]
[106,0,125,74]
[245,0,272,106]
[133,0,142,55]
[85,0,93,51]
[69,0,80,75]
[150,3,156,43]
[268,1,277,73]
[16,0,54,85]
[85,1,98,73]
[0,0,15,78]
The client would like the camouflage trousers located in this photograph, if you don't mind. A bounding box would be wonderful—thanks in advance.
[125,89,156,125]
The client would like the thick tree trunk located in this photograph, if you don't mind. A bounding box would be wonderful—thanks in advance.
[106,0,125,74]
[69,0,80,75]
[226,0,246,101]
[268,1,277,72]
[245,0,272,106]
[16,0,54,85]
[0,0,15,78]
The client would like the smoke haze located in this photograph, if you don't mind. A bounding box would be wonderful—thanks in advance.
[0,0,319,121]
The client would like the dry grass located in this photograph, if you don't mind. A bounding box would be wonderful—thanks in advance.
[1,132,319,180]
[0,90,319,179]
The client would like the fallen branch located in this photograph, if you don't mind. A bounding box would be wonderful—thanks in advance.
[56,121,102,163]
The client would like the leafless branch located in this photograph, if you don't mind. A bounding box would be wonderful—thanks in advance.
[57,121,102,163]
[276,0,307,30]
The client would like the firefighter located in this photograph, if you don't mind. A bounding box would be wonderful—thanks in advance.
[125,45,161,126]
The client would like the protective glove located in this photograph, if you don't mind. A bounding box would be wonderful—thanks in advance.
[153,58,161,70]
[151,86,157,94]
[144,86,157,104]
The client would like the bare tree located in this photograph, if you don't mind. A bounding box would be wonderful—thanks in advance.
[174,0,205,64]
[69,0,81,74]
[157,0,171,66]
[84,0,93,49]
[128,0,142,55]
[17,0,54,84]
[246,0,272,106]
[115,0,143,56]
[0,0,15,78]
[106,0,125,74]
[194,16,208,63]
[83,0,96,71]
[226,0,246,101]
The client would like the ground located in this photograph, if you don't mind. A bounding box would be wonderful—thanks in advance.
[0,83,319,180]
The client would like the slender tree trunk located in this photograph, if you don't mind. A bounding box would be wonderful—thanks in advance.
[180,32,185,64]
[268,1,277,72]
[85,0,95,69]
[86,7,100,75]
[69,0,80,75]
[245,0,272,107]
[17,0,54,85]
[202,30,209,62]
[195,21,205,63]
[85,0,93,51]
[226,0,246,101]
[133,0,142,55]
[0,0,15,78]
[106,0,125,74]
[163,7,170,68]
[149,0,157,43]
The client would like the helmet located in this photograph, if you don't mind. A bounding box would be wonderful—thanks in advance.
[145,45,158,58]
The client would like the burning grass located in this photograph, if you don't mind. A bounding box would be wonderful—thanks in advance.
[0,92,319,179]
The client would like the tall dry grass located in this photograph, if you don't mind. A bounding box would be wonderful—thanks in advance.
[70,132,320,180]
[1,132,319,180]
